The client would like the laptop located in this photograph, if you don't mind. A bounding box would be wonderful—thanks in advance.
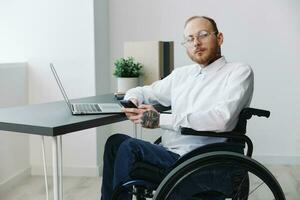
[50,63,123,115]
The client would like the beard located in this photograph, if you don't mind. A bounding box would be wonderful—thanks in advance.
[187,46,221,66]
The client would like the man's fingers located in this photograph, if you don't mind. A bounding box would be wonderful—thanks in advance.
[121,106,145,123]
[122,107,142,114]
[138,104,152,109]
[138,104,157,112]
[128,114,142,121]
[125,113,135,118]
[133,119,141,124]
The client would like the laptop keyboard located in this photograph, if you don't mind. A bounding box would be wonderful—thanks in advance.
[76,104,101,113]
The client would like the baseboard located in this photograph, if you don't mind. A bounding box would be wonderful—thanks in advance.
[253,155,300,165]
[31,164,102,177]
[0,167,31,193]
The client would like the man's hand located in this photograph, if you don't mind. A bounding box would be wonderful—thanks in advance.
[139,104,160,129]
[121,98,142,124]
[122,100,160,128]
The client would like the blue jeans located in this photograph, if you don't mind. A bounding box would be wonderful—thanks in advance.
[100,133,180,200]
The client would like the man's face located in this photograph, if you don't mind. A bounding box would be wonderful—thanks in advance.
[183,18,223,66]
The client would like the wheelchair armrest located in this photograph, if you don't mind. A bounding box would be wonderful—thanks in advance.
[181,128,228,137]
[181,128,253,157]
[240,107,270,120]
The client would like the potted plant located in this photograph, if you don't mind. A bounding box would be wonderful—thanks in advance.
[113,57,143,93]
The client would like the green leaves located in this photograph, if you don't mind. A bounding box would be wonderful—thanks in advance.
[113,57,143,77]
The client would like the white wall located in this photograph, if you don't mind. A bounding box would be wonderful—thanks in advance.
[109,0,300,164]
[0,63,29,190]
[0,0,98,176]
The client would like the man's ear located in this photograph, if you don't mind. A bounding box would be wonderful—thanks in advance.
[217,32,223,46]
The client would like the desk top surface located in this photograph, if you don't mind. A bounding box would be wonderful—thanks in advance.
[0,94,127,136]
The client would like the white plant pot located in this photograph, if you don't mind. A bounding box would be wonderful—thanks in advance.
[117,77,139,93]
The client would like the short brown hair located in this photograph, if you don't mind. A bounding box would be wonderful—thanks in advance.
[184,16,219,34]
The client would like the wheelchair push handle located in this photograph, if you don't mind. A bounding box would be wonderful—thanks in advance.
[240,108,270,119]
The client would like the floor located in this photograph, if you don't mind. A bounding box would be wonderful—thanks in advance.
[0,165,299,200]
[0,176,100,200]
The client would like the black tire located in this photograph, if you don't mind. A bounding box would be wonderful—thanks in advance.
[153,151,285,200]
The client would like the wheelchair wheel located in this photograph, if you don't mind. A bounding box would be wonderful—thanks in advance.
[153,151,285,200]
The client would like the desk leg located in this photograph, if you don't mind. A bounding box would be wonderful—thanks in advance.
[52,137,59,200]
[58,136,63,200]
[41,136,49,200]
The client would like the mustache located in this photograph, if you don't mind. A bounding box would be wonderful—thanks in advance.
[193,48,206,53]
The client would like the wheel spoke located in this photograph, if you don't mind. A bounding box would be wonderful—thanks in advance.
[232,173,248,200]
[248,181,264,197]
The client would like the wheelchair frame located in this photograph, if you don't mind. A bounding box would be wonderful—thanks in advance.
[111,108,286,200]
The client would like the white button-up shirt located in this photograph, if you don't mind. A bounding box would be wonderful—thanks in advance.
[125,56,254,155]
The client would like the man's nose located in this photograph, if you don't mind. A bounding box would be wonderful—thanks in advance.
[193,37,202,47]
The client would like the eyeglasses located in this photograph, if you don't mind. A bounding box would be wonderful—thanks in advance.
[181,30,217,48]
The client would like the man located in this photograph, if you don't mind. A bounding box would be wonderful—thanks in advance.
[101,16,253,199]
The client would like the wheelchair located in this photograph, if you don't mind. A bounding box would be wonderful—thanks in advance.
[111,108,286,200]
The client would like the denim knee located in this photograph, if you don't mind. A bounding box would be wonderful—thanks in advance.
[104,134,131,154]
[117,138,143,159]
[105,133,129,148]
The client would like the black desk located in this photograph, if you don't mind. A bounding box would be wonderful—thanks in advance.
[0,94,127,136]
[0,94,127,200]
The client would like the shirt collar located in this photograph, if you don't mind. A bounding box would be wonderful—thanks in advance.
[195,56,227,76]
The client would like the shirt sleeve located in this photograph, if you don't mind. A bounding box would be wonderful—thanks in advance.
[160,65,254,132]
[124,70,175,107]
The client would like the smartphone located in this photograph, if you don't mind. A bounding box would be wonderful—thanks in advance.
[119,100,138,108]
